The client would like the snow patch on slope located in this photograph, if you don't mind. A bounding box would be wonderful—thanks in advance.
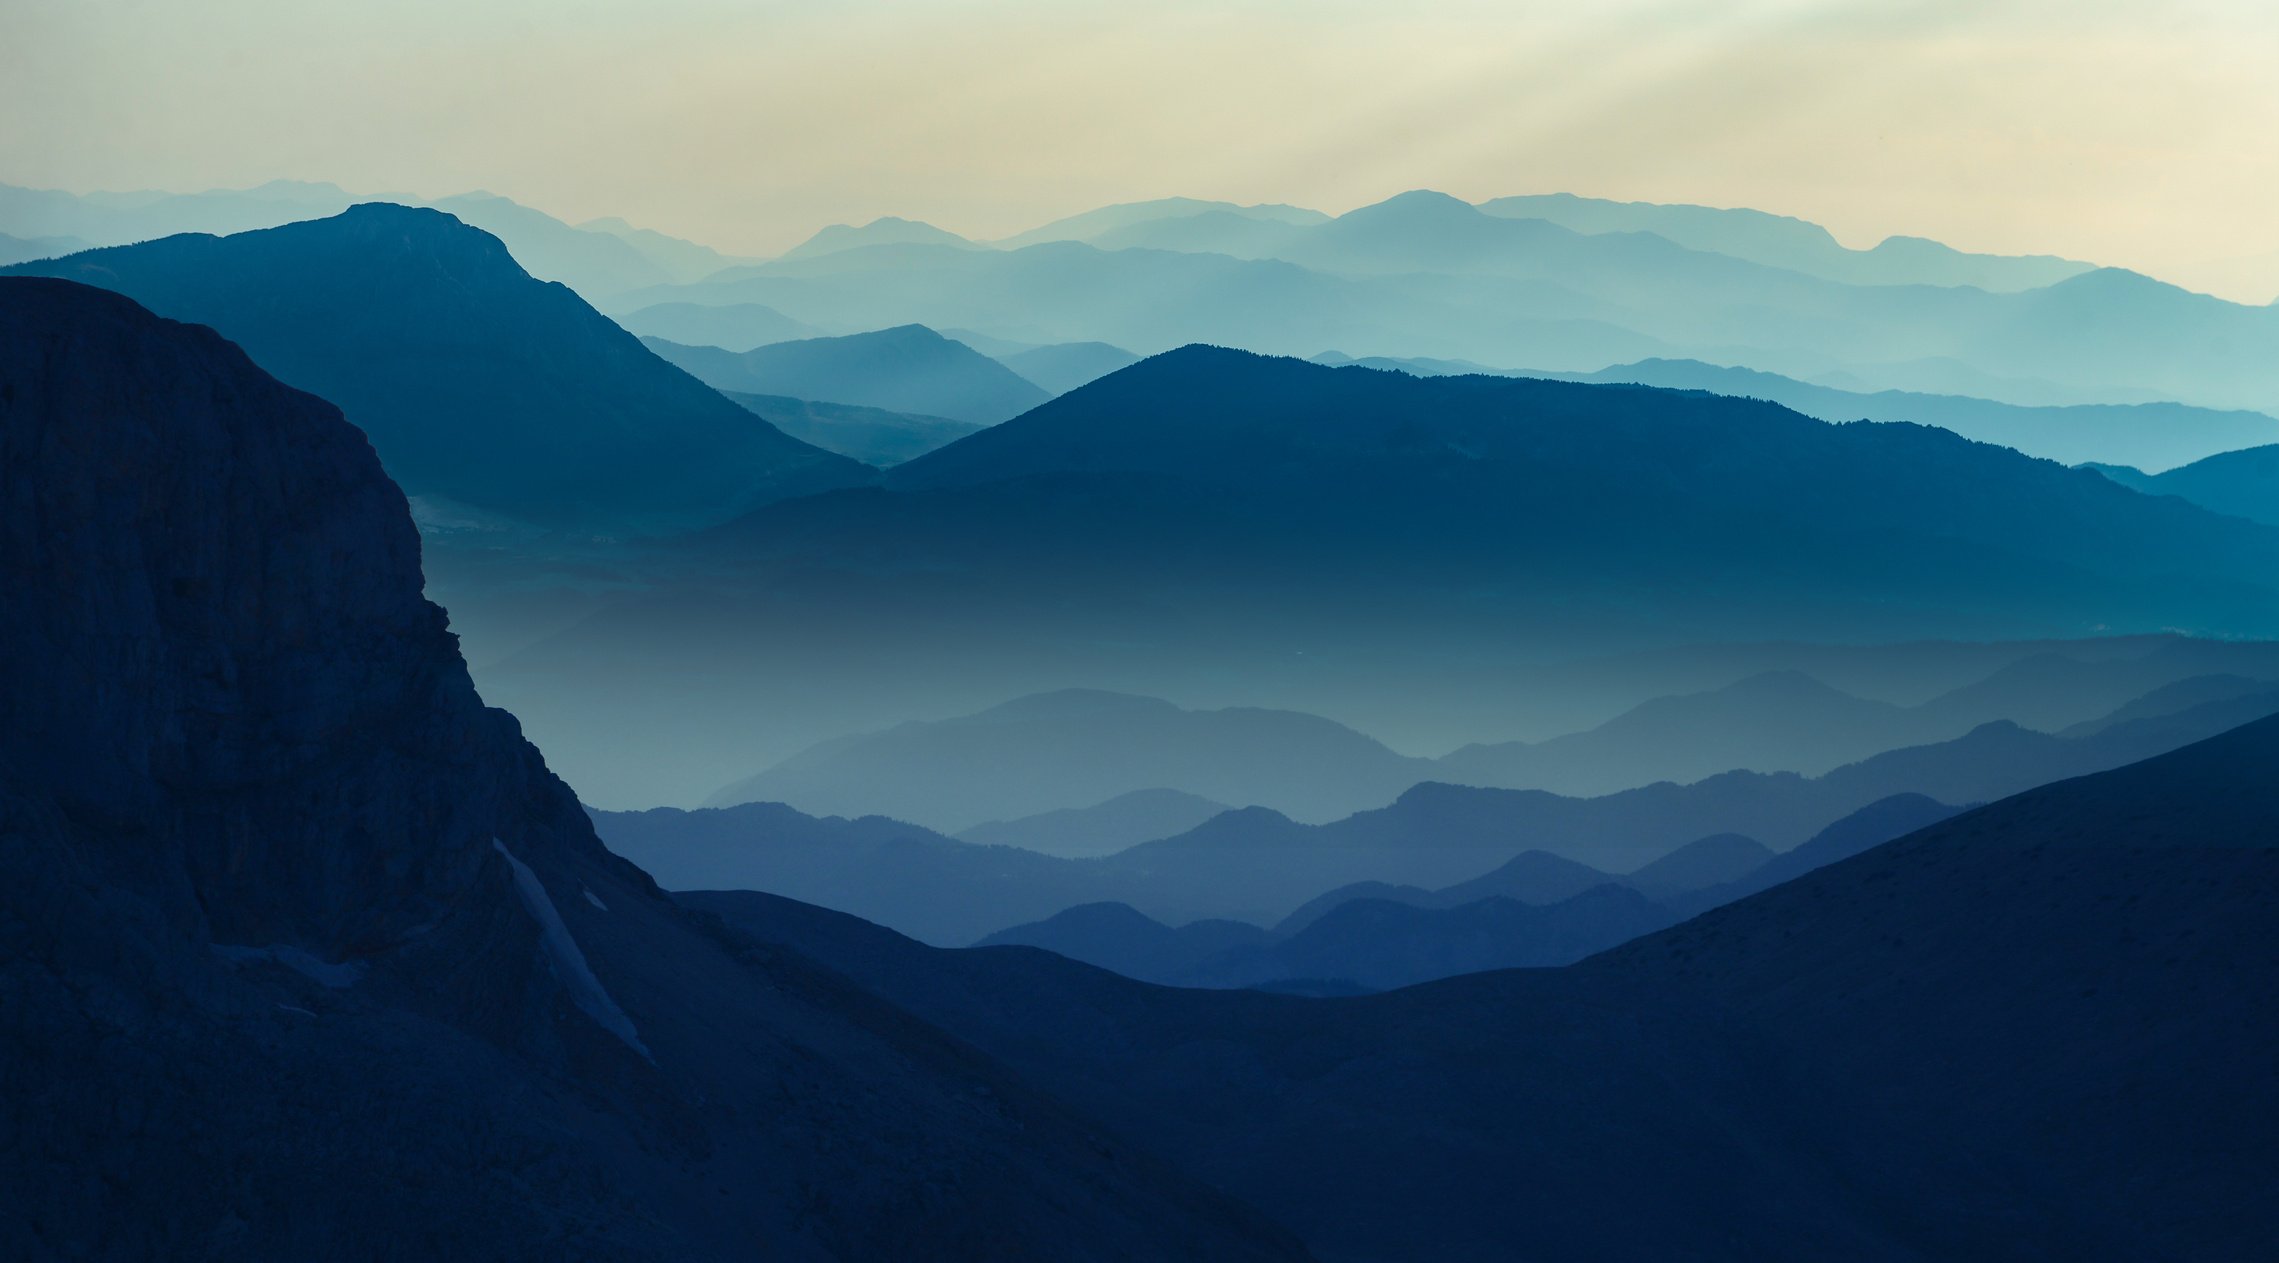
[492,839,651,1060]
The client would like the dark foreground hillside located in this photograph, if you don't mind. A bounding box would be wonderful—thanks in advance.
[0,277,1304,1262]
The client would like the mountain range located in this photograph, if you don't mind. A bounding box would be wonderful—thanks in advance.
[0,276,1300,1260]
[2092,443,2279,526]
[0,180,752,301]
[721,391,984,466]
[691,707,2279,1261]
[1308,354,2279,471]
[598,679,2277,941]
[610,189,2279,414]
[473,345,2279,806]
[956,788,1233,859]
[706,689,1434,830]
[644,324,1050,424]
[3,204,870,530]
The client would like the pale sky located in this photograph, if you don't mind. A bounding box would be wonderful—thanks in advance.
[6,0,2277,299]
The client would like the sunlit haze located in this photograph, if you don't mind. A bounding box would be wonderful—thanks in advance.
[6,0,2277,299]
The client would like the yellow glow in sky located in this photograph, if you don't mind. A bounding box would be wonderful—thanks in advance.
[5,0,2276,299]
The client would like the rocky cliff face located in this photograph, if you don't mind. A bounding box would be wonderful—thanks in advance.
[0,277,1306,1262]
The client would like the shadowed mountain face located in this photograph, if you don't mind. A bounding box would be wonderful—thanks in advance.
[0,278,1307,1262]
[883,348,2279,639]
[645,324,1050,424]
[3,205,872,531]
[689,711,2279,1262]
[2092,443,2279,526]
[707,690,1435,831]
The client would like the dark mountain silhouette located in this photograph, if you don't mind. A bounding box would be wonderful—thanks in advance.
[3,204,871,530]
[1663,793,1964,915]
[958,788,1234,858]
[1618,831,1777,899]
[993,340,1141,394]
[706,690,1434,832]
[0,277,1302,1260]
[1278,800,1932,938]
[614,299,819,349]
[975,903,1272,982]
[982,885,1677,992]
[781,216,983,260]
[722,390,983,466]
[691,708,2279,1260]
[1217,887,1677,990]
[602,683,2279,938]
[0,181,748,303]
[1560,357,2279,471]
[644,324,1049,424]
[2092,443,2279,526]
[1478,192,2095,291]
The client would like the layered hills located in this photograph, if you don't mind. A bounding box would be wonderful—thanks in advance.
[4,205,871,530]
[0,276,1303,1260]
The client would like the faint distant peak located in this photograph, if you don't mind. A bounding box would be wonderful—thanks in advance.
[781,216,981,260]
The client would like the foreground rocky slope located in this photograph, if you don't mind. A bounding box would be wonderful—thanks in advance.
[0,277,1304,1261]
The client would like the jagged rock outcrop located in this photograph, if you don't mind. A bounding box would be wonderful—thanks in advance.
[0,277,1307,1261]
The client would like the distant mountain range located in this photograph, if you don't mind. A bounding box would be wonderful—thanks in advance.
[1321,353,2279,472]
[2091,444,2279,526]
[707,653,2279,828]
[721,391,983,466]
[644,324,1049,424]
[4,204,871,530]
[989,340,1141,393]
[699,708,2279,1262]
[1477,191,2095,291]
[956,788,1232,859]
[708,689,1432,830]
[612,189,2279,414]
[476,347,2279,806]
[599,678,2278,940]
[614,300,821,350]
[782,216,983,259]
[0,230,91,266]
[0,180,751,301]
